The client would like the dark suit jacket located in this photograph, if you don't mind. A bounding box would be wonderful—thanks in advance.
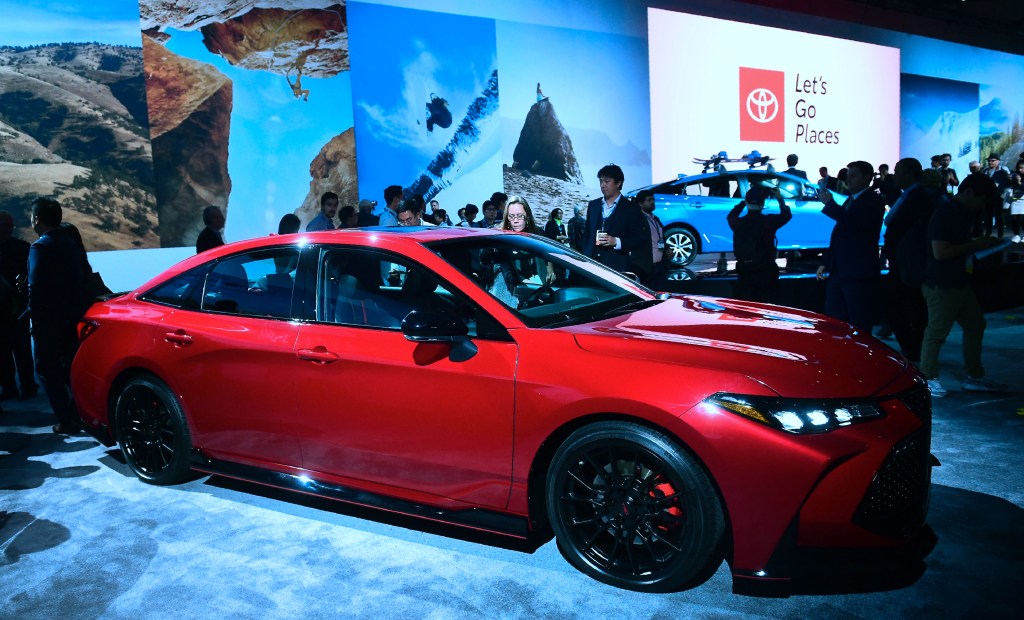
[882,184,936,285]
[821,188,885,281]
[583,195,651,274]
[784,167,808,180]
[27,229,85,328]
[196,227,224,254]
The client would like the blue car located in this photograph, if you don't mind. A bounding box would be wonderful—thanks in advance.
[630,169,847,266]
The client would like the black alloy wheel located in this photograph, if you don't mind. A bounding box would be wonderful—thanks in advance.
[546,422,724,592]
[114,375,193,485]
[664,228,699,266]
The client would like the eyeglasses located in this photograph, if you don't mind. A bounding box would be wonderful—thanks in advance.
[507,213,527,221]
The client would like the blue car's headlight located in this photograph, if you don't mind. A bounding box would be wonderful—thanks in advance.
[705,393,885,434]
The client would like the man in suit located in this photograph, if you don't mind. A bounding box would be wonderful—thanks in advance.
[784,154,807,179]
[583,164,651,275]
[26,198,86,433]
[880,158,934,362]
[816,160,885,332]
[196,206,225,253]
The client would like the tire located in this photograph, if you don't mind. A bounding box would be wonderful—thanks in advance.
[546,421,724,592]
[114,374,193,485]
[664,228,699,267]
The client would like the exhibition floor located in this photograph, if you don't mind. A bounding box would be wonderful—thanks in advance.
[2,312,1023,619]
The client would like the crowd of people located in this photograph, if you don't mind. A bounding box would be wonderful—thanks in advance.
[732,151,1023,398]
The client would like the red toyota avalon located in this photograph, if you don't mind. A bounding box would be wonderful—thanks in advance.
[70,226,933,595]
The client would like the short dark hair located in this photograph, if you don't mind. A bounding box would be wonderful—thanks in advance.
[482,200,497,212]
[635,189,654,202]
[320,192,338,207]
[878,163,889,172]
[32,197,62,228]
[847,161,874,178]
[597,164,624,185]
[384,185,403,204]
[396,201,415,215]
[202,205,223,226]
[941,153,952,159]
[465,204,479,217]
[786,154,798,166]
[490,192,507,205]
[338,205,356,223]
[278,213,300,234]
[894,157,922,180]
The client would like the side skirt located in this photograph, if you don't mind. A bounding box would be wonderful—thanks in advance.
[189,451,530,539]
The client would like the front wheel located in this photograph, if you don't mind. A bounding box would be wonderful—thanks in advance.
[114,374,193,485]
[664,228,699,267]
[546,422,724,592]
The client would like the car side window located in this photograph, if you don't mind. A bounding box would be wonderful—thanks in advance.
[201,248,299,319]
[141,264,210,309]
[319,247,495,339]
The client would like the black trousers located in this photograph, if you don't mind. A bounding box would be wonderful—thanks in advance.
[880,271,927,362]
[32,323,79,426]
[0,314,37,393]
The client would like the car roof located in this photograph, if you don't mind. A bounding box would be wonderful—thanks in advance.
[138,226,504,292]
[630,169,810,195]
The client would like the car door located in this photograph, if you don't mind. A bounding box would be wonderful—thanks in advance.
[758,173,837,250]
[658,176,738,253]
[292,246,518,509]
[155,246,304,469]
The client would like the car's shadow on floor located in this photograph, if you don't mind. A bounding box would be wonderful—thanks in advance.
[784,484,1024,598]
[172,471,1024,599]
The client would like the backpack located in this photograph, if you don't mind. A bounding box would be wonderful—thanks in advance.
[732,216,774,268]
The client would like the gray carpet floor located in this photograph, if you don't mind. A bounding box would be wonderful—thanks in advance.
[3,312,1024,619]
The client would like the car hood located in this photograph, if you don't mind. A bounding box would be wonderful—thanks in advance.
[569,296,906,398]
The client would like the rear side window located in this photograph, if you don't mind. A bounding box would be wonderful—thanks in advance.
[201,249,299,319]
[141,265,209,309]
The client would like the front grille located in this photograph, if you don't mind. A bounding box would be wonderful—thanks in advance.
[853,430,931,538]
[900,382,932,423]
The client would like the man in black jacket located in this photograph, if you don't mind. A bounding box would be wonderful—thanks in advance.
[0,211,37,401]
[583,164,650,275]
[816,160,885,332]
[26,198,86,433]
[880,158,934,362]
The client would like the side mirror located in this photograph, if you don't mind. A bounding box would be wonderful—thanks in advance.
[401,309,477,362]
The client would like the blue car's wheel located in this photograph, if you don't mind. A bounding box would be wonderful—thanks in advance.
[664,228,698,266]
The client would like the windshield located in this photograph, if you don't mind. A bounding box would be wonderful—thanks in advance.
[426,234,653,328]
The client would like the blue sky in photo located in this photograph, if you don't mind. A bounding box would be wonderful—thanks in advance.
[165,29,354,243]
[495,19,651,186]
[347,1,498,201]
[901,73,978,123]
[0,0,143,47]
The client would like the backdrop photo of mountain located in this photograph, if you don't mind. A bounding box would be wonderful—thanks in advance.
[495,19,651,224]
[979,84,1024,163]
[900,73,980,175]
[141,0,354,245]
[0,42,157,250]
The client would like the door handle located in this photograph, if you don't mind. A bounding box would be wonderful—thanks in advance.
[297,346,339,364]
[164,330,193,346]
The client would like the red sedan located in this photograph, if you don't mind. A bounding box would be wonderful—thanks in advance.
[70,227,933,594]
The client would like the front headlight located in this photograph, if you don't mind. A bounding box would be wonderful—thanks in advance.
[706,393,885,434]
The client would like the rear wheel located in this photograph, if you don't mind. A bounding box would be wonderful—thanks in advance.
[664,228,699,266]
[546,422,724,592]
[114,375,193,485]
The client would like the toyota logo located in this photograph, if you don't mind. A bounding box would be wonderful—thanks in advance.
[746,88,779,123]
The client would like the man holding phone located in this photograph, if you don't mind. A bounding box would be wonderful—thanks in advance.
[584,164,651,275]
